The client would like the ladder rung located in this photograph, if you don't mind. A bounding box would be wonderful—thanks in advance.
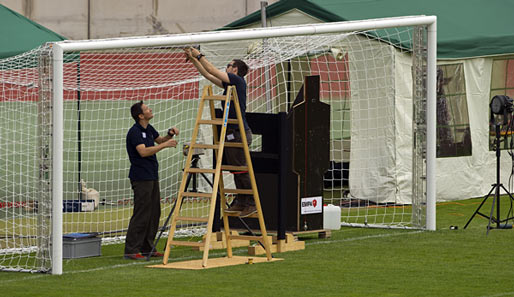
[181,192,213,198]
[229,235,264,241]
[203,95,227,101]
[192,144,219,150]
[193,143,245,149]
[198,119,239,125]
[168,240,204,247]
[186,168,216,174]
[221,165,248,172]
[223,189,253,195]
[198,119,222,125]
[225,119,239,124]
[224,212,259,218]
[175,216,209,223]
[224,142,245,148]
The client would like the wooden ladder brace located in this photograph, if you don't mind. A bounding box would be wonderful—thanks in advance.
[163,85,272,268]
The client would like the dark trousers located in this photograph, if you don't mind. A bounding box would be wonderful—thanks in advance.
[124,180,161,255]
[224,128,254,207]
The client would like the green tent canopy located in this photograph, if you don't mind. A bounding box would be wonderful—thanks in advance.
[221,0,514,59]
[0,4,66,59]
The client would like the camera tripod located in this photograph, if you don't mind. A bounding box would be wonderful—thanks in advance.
[183,154,209,192]
[464,123,514,234]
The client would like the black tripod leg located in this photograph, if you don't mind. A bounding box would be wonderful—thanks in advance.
[486,188,499,235]
[464,185,495,229]
[200,173,213,187]
[500,184,514,201]
[146,173,193,261]
[497,184,514,224]
[146,199,178,261]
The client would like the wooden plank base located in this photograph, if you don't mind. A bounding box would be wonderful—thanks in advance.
[248,233,305,256]
[292,229,332,239]
[147,256,282,270]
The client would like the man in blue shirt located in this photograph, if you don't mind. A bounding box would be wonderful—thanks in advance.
[185,47,256,218]
[124,101,179,260]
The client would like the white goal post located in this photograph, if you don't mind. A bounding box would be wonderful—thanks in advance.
[0,15,436,275]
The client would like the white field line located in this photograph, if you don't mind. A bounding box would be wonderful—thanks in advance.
[0,230,422,284]
[0,249,237,284]
[307,230,424,245]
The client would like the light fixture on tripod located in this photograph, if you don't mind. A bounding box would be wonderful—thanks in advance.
[490,95,513,124]
[464,95,514,233]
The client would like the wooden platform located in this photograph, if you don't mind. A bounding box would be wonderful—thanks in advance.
[292,229,332,239]
[248,233,305,256]
[147,256,282,270]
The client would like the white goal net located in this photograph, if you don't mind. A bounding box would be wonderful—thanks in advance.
[0,16,436,273]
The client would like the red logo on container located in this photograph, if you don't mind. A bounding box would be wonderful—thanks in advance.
[312,199,317,207]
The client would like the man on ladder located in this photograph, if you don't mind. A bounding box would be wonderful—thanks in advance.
[185,47,256,217]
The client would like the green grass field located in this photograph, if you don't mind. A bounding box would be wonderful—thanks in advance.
[1,197,514,297]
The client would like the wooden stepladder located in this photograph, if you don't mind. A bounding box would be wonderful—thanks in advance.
[162,85,272,268]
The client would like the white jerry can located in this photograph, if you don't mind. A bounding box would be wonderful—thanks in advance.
[323,204,341,230]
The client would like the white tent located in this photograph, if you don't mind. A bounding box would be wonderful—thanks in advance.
[221,3,514,203]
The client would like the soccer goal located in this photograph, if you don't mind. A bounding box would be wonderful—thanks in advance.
[0,15,436,274]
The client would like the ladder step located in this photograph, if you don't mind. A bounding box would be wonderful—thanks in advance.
[229,235,264,241]
[186,168,216,174]
[181,192,213,198]
[223,189,253,195]
[192,143,219,150]
[168,240,204,247]
[221,165,249,172]
[198,119,239,125]
[193,143,245,149]
[224,142,245,148]
[175,216,209,223]
[224,212,259,218]
[203,95,227,101]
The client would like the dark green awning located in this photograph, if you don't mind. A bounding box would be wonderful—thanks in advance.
[0,4,66,59]
[221,0,514,59]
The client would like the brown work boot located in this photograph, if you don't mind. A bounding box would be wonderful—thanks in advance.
[239,205,257,218]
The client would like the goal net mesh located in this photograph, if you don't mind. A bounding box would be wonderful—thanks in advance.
[0,24,428,272]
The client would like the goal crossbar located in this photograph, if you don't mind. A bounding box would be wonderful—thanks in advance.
[55,15,436,52]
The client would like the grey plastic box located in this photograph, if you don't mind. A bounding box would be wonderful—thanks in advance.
[63,235,101,259]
